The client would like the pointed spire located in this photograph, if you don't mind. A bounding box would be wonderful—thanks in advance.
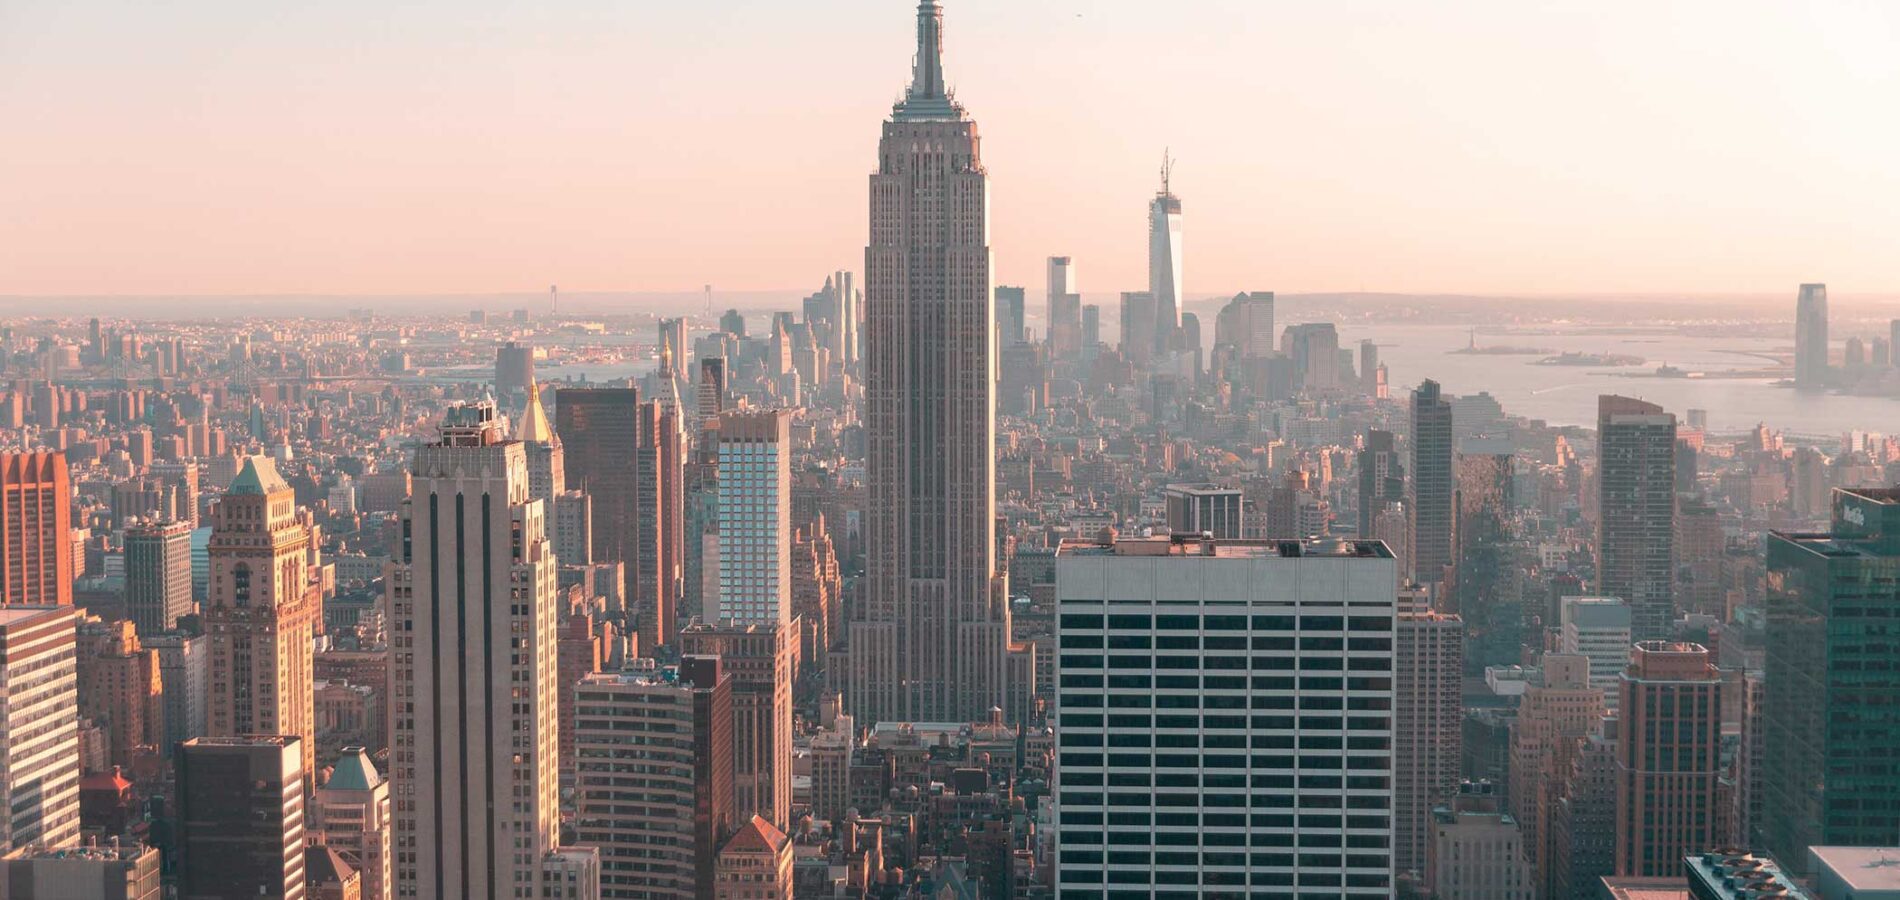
[911,1,946,101]
[515,379,557,445]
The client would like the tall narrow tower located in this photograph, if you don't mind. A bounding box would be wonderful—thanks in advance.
[387,403,591,899]
[1148,152,1184,356]
[205,457,318,775]
[1794,283,1829,387]
[848,0,1010,724]
[1596,395,1676,641]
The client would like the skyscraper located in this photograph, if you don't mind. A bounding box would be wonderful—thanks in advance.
[1508,654,1604,895]
[634,400,683,649]
[1161,483,1243,539]
[711,410,791,627]
[1410,380,1455,586]
[556,387,641,582]
[1149,155,1183,355]
[1613,642,1722,878]
[205,457,318,777]
[680,623,793,833]
[1395,591,1465,880]
[1358,429,1405,538]
[123,519,193,636]
[147,631,207,758]
[1213,292,1275,359]
[1763,487,1900,872]
[1794,283,1829,387]
[495,341,535,397]
[1118,291,1156,366]
[1284,322,1342,392]
[0,605,79,853]
[994,285,1026,346]
[1,452,73,607]
[1558,597,1632,713]
[1045,256,1081,357]
[387,403,592,899]
[848,0,1010,725]
[1053,535,1398,895]
[175,735,307,900]
[515,382,564,506]
[574,657,733,900]
[1596,396,1677,641]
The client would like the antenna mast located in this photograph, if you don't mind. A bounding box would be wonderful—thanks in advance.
[1160,148,1175,195]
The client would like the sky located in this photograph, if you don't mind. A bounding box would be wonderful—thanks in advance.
[2,0,1898,299]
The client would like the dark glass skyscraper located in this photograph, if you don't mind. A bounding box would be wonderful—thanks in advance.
[1763,487,1900,871]
[1409,381,1454,586]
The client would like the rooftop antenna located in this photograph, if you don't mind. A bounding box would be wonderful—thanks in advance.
[1160,148,1175,196]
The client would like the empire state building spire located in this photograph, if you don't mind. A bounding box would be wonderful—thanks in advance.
[895,1,960,121]
[910,1,945,100]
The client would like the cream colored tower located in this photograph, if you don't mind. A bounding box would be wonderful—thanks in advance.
[847,0,1010,725]
[388,404,586,900]
[205,456,318,776]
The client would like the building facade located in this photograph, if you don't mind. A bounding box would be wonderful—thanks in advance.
[1763,488,1900,871]
[573,658,733,900]
[0,606,80,853]
[1614,642,1722,878]
[123,520,193,636]
[1,452,73,607]
[175,736,307,900]
[1053,536,1398,896]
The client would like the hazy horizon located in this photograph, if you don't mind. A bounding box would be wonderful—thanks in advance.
[4,0,1897,297]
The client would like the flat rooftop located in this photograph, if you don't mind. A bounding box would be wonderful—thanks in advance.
[1810,846,1900,891]
[0,606,69,625]
[1057,535,1393,560]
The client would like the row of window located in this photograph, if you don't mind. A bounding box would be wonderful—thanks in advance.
[1060,614,1392,632]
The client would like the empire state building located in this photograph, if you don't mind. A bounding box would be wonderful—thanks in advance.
[846,0,1011,724]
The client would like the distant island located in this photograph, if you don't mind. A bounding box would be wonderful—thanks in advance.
[1536,351,1647,367]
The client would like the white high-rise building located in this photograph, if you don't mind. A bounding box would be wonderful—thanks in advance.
[1559,596,1633,713]
[847,0,1013,725]
[388,403,597,900]
[1148,156,1184,356]
[1053,535,1398,896]
[0,606,80,853]
[712,410,791,627]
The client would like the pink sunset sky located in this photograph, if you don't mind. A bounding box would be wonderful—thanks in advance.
[2,0,1897,298]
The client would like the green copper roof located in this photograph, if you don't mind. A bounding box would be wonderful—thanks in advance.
[326,747,381,792]
[228,456,289,496]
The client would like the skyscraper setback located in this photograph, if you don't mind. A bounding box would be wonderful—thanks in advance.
[846,0,1011,724]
